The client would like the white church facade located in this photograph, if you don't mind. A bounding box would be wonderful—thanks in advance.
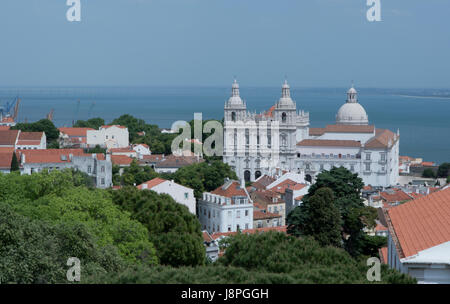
[223,80,399,188]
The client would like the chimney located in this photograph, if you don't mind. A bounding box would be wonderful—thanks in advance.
[240,178,245,189]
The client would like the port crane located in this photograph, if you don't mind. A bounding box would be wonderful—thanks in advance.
[0,97,21,122]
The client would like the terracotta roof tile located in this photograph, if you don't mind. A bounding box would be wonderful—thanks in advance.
[211,181,248,201]
[380,189,412,204]
[379,247,388,264]
[59,127,93,137]
[19,149,86,164]
[202,231,214,243]
[365,129,397,149]
[0,148,14,169]
[137,177,167,190]
[253,210,281,220]
[297,139,361,147]
[386,188,450,258]
[111,155,134,165]
[0,130,19,146]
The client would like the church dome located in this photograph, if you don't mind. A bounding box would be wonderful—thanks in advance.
[226,79,244,106]
[277,80,295,108]
[336,85,369,125]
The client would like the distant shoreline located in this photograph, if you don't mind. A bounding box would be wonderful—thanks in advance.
[394,94,450,100]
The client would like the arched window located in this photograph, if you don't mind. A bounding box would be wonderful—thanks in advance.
[282,112,287,123]
[244,170,251,183]
[231,112,236,122]
[255,171,262,179]
[305,174,312,183]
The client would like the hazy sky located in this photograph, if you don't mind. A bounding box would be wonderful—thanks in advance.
[0,0,449,88]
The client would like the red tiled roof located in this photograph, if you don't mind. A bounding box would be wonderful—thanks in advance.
[365,129,397,149]
[111,155,133,166]
[59,127,93,137]
[269,179,307,194]
[101,125,127,129]
[0,130,19,146]
[408,192,425,199]
[253,210,281,220]
[297,139,361,147]
[386,188,450,258]
[108,147,135,153]
[133,143,149,149]
[0,148,14,169]
[379,247,388,264]
[251,175,276,190]
[1,117,15,123]
[263,105,276,118]
[17,132,44,146]
[19,149,86,164]
[421,161,435,167]
[140,154,164,163]
[294,195,304,201]
[137,177,167,190]
[380,190,412,204]
[375,223,388,231]
[0,126,11,131]
[211,181,247,200]
[202,231,214,243]
[308,128,326,136]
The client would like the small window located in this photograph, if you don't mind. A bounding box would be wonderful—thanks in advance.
[184,192,189,199]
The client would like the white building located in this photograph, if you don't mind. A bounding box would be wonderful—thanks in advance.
[132,143,151,156]
[18,149,112,189]
[198,179,254,234]
[385,187,450,283]
[223,80,399,187]
[137,177,196,214]
[87,125,129,149]
[16,132,46,150]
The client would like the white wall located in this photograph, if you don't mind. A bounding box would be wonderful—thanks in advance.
[87,126,129,148]
[149,180,196,214]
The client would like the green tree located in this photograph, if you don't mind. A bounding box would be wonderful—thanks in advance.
[0,204,125,283]
[422,168,436,178]
[12,119,59,146]
[86,232,415,284]
[114,159,159,186]
[287,187,342,247]
[0,170,158,266]
[10,152,19,172]
[287,167,377,257]
[172,160,238,198]
[111,187,205,267]
[73,117,105,130]
[437,163,450,178]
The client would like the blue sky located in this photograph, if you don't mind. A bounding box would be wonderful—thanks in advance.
[0,0,449,88]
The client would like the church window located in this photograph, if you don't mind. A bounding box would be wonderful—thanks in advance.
[380,153,386,161]
[231,112,236,122]
[350,165,355,172]
[297,153,300,158]
[365,163,371,171]
[282,112,287,123]
[257,135,260,145]
[366,153,371,161]
[320,164,324,171]
[281,134,287,146]
[245,129,249,145]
